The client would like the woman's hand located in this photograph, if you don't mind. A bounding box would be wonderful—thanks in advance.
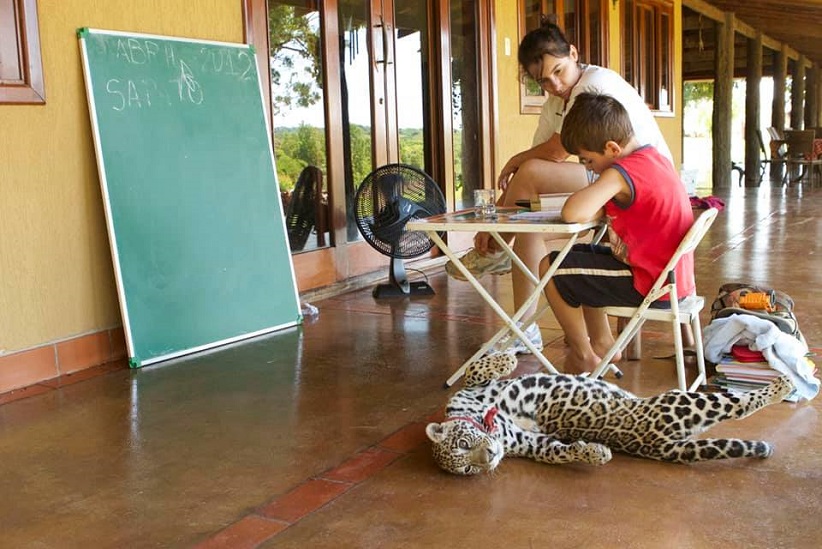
[473,231,494,254]
[497,157,521,191]
[497,137,567,191]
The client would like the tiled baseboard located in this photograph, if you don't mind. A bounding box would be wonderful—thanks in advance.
[0,327,128,398]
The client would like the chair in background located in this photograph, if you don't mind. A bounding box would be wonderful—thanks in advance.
[754,129,772,182]
[766,127,787,160]
[284,165,329,252]
[729,127,770,185]
[731,161,744,186]
[591,208,720,391]
[781,129,822,185]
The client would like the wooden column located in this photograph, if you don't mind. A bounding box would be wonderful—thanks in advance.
[817,67,822,127]
[744,33,762,187]
[712,13,734,189]
[791,55,806,129]
[770,46,788,178]
[818,70,822,127]
[805,64,819,129]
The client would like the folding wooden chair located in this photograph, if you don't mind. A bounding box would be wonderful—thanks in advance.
[755,129,771,181]
[781,129,822,185]
[591,208,720,391]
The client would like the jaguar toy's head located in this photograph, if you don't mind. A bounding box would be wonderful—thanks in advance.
[425,418,504,475]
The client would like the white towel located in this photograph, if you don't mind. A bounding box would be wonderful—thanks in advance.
[703,313,819,401]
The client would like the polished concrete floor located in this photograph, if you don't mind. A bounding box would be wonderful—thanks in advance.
[1,181,821,548]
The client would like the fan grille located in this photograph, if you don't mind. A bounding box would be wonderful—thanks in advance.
[354,164,446,259]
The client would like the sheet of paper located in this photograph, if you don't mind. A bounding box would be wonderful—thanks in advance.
[508,209,563,221]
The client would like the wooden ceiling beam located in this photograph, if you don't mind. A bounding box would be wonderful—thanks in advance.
[684,0,813,66]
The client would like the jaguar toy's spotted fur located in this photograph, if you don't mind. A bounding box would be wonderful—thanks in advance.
[426,353,793,475]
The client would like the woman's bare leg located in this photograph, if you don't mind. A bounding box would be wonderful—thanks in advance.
[501,159,589,318]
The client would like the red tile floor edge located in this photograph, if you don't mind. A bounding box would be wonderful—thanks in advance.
[196,417,436,547]
[0,360,127,406]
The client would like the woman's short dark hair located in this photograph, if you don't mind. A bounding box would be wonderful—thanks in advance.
[518,22,573,71]
[560,92,635,155]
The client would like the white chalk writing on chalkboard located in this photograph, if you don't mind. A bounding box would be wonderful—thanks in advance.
[115,38,160,65]
[102,42,263,111]
[107,36,256,84]
[106,78,175,110]
[104,62,206,110]
[174,60,203,104]
[199,47,256,81]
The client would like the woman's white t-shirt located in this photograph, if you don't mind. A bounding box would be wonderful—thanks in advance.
[532,64,673,164]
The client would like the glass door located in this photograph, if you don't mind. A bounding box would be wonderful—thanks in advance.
[252,0,494,289]
[267,1,330,253]
[339,0,432,242]
[450,0,486,212]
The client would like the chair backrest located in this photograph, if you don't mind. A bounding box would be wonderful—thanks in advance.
[646,208,719,298]
[755,129,768,159]
[284,165,324,251]
[784,129,815,159]
[766,127,783,141]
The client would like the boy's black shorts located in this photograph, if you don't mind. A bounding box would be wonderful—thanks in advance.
[548,244,669,309]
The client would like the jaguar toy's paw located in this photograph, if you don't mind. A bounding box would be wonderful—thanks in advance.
[574,441,612,465]
[463,351,518,387]
[767,375,795,404]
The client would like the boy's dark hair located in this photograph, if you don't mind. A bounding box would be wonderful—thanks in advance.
[560,92,635,155]
[518,22,572,74]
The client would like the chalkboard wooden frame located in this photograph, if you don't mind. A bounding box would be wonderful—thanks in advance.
[78,28,301,367]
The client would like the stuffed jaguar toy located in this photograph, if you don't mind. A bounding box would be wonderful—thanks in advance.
[426,353,793,475]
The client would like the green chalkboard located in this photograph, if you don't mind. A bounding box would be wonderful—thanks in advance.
[78,28,301,367]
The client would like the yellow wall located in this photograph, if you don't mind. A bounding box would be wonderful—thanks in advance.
[493,0,540,170]
[668,1,684,169]
[0,0,242,354]
[493,0,684,170]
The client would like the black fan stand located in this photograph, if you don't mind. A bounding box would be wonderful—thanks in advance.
[372,255,435,299]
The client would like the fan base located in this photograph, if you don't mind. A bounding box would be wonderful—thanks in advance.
[372,281,436,299]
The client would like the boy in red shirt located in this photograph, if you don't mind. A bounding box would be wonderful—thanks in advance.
[541,92,694,374]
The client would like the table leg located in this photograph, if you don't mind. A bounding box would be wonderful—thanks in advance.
[431,230,563,387]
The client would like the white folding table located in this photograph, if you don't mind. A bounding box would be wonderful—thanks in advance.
[408,209,602,387]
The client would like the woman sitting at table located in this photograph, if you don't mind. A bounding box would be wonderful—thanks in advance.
[445,20,673,354]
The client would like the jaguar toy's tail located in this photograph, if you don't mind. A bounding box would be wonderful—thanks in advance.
[642,376,793,463]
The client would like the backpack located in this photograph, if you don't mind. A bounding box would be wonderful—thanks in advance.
[710,282,802,341]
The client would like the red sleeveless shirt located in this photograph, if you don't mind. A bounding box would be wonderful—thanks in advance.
[606,146,695,299]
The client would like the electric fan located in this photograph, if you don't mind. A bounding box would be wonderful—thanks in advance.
[354,164,447,298]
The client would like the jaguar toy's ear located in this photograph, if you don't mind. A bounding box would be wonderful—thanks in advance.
[425,423,446,443]
[463,351,518,387]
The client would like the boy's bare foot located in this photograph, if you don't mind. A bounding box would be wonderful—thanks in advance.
[592,340,622,363]
[563,351,602,376]
[563,338,623,364]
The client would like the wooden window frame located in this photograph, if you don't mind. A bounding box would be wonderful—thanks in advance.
[622,0,673,114]
[517,0,609,114]
[0,0,45,104]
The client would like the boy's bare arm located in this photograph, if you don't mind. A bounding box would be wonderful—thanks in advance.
[561,169,630,222]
